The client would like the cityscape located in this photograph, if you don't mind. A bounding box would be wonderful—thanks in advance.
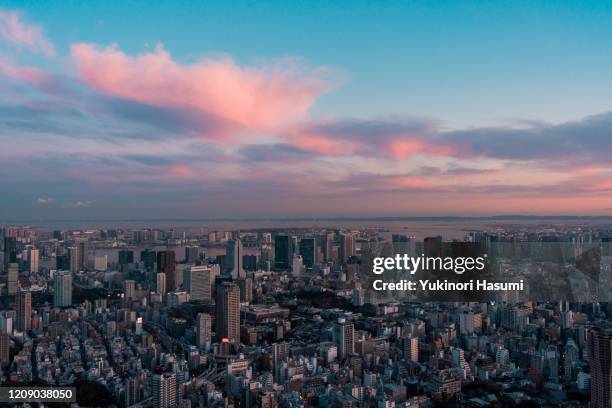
[0,220,610,407]
[2,1,612,407]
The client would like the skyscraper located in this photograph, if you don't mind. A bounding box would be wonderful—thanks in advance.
[125,376,140,407]
[28,248,39,273]
[157,251,176,291]
[321,232,334,262]
[16,290,31,332]
[7,263,18,295]
[118,250,134,268]
[185,246,199,264]
[334,318,355,360]
[339,233,356,263]
[124,280,135,300]
[274,235,291,271]
[156,273,167,297]
[299,237,316,269]
[184,265,212,301]
[196,312,212,349]
[152,368,176,408]
[226,239,243,278]
[588,325,612,408]
[237,277,253,304]
[54,270,72,307]
[69,246,80,273]
[140,249,156,271]
[0,332,9,368]
[215,282,240,342]
[403,336,418,363]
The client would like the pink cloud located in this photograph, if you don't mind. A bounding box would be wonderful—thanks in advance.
[0,59,53,87]
[0,9,55,56]
[166,164,193,178]
[70,43,331,138]
[293,134,358,155]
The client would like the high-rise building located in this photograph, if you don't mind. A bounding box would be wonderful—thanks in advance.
[140,249,156,271]
[3,237,17,271]
[156,273,167,297]
[195,313,212,349]
[157,251,176,291]
[185,246,199,264]
[320,232,334,262]
[152,369,176,408]
[125,376,140,407]
[69,246,80,273]
[28,248,39,273]
[7,263,18,295]
[124,280,135,300]
[226,239,243,278]
[183,265,212,301]
[242,254,257,272]
[403,336,418,363]
[54,270,72,307]
[94,255,108,271]
[0,332,9,368]
[334,318,355,360]
[339,233,356,263]
[118,250,134,267]
[237,277,253,304]
[215,282,240,342]
[588,325,612,408]
[299,238,316,269]
[16,290,31,332]
[274,235,291,271]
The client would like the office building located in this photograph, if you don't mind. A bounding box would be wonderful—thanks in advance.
[16,290,31,332]
[54,270,72,307]
[152,369,176,408]
[226,239,244,278]
[274,235,292,271]
[299,237,316,268]
[215,282,240,342]
[183,265,212,301]
[196,313,212,349]
[334,318,355,360]
[157,251,176,291]
[588,325,612,408]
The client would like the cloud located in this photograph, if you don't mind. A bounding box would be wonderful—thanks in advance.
[70,43,333,139]
[35,197,54,204]
[0,9,55,56]
[70,200,93,208]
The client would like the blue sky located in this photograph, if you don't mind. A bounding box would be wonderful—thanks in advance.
[10,0,612,128]
[2,1,612,219]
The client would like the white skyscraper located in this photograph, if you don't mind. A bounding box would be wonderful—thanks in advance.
[156,273,167,296]
[226,238,244,278]
[183,265,212,301]
[195,313,212,349]
[28,248,39,273]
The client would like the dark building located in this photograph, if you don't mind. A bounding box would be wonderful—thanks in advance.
[588,325,612,408]
[118,250,134,266]
[3,237,17,269]
[299,238,316,268]
[185,246,199,264]
[242,254,257,272]
[275,235,292,271]
[56,254,70,270]
[140,249,156,271]
[157,251,176,291]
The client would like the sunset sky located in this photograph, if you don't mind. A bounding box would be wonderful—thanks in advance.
[2,1,612,219]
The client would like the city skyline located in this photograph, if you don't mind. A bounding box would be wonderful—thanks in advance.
[3,2,612,219]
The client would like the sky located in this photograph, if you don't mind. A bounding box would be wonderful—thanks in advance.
[2,1,612,220]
